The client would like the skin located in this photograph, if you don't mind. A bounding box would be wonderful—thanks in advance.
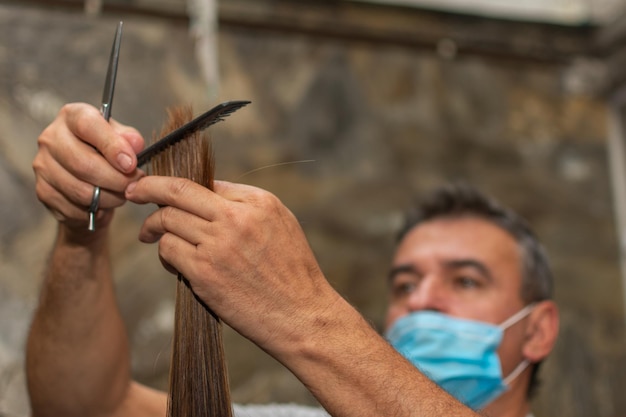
[27,102,479,417]
[386,217,559,417]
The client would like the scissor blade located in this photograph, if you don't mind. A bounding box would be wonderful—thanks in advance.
[137,100,251,167]
[89,21,123,232]
[101,21,123,121]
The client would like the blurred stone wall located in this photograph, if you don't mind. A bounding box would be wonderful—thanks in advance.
[0,2,623,417]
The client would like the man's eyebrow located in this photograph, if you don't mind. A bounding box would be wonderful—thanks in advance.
[387,264,418,282]
[444,259,494,282]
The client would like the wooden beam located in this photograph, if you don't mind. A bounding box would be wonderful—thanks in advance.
[1,0,597,65]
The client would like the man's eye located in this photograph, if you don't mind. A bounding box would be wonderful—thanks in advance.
[455,276,480,289]
[391,282,416,298]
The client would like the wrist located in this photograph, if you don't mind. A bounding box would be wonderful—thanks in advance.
[275,295,399,415]
[56,225,109,253]
[57,213,113,248]
[277,291,376,367]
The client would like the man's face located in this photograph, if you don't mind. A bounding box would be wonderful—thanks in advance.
[385,216,529,376]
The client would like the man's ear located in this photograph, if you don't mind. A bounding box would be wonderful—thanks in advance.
[522,300,559,362]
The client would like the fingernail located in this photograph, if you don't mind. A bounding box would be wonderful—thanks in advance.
[117,153,133,172]
[126,181,137,194]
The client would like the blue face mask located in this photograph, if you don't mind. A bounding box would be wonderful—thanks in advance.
[384,306,533,410]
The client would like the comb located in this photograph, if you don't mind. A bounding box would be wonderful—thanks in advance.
[137,100,250,167]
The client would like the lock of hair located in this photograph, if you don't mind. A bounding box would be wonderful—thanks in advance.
[150,105,233,417]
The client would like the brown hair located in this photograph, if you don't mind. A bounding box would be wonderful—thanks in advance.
[151,105,233,417]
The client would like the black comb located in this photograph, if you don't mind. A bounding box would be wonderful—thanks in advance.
[137,100,251,167]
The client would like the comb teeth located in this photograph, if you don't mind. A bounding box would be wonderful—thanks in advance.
[137,100,250,167]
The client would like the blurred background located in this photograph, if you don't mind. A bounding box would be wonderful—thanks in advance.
[1,0,626,416]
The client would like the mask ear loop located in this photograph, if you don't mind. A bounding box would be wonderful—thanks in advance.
[499,303,536,330]
[500,304,536,387]
[503,359,530,385]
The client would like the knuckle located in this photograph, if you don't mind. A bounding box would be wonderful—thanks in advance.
[157,235,170,255]
[72,106,101,141]
[157,234,168,250]
[158,234,177,262]
[247,187,278,209]
[75,184,94,207]
[159,206,177,229]
[60,102,83,114]
[167,178,191,200]
[253,190,283,218]
[36,126,53,150]
[34,180,49,205]
[247,186,268,201]
[221,204,238,224]
[32,155,44,176]
[58,103,75,118]
[99,136,121,158]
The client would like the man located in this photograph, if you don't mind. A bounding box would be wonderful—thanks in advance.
[26,103,558,417]
[383,185,558,417]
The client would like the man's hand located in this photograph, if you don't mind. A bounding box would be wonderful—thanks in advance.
[33,102,145,236]
[125,177,338,352]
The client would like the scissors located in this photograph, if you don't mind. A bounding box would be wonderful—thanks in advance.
[88,23,250,231]
[88,21,123,232]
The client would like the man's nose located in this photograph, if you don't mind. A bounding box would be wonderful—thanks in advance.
[406,275,446,312]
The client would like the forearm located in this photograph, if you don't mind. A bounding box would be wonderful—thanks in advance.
[26,225,131,417]
[275,292,480,417]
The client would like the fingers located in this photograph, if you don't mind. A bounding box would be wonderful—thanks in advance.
[158,252,180,276]
[157,229,198,277]
[126,176,224,220]
[124,177,249,282]
[111,119,145,155]
[126,177,259,207]
[62,103,139,174]
[137,206,210,245]
[41,133,135,194]
[43,105,140,189]
[126,177,287,230]
[35,178,113,227]
[34,150,126,211]
[34,103,145,228]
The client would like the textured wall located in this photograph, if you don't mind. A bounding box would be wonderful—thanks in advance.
[0,3,622,417]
